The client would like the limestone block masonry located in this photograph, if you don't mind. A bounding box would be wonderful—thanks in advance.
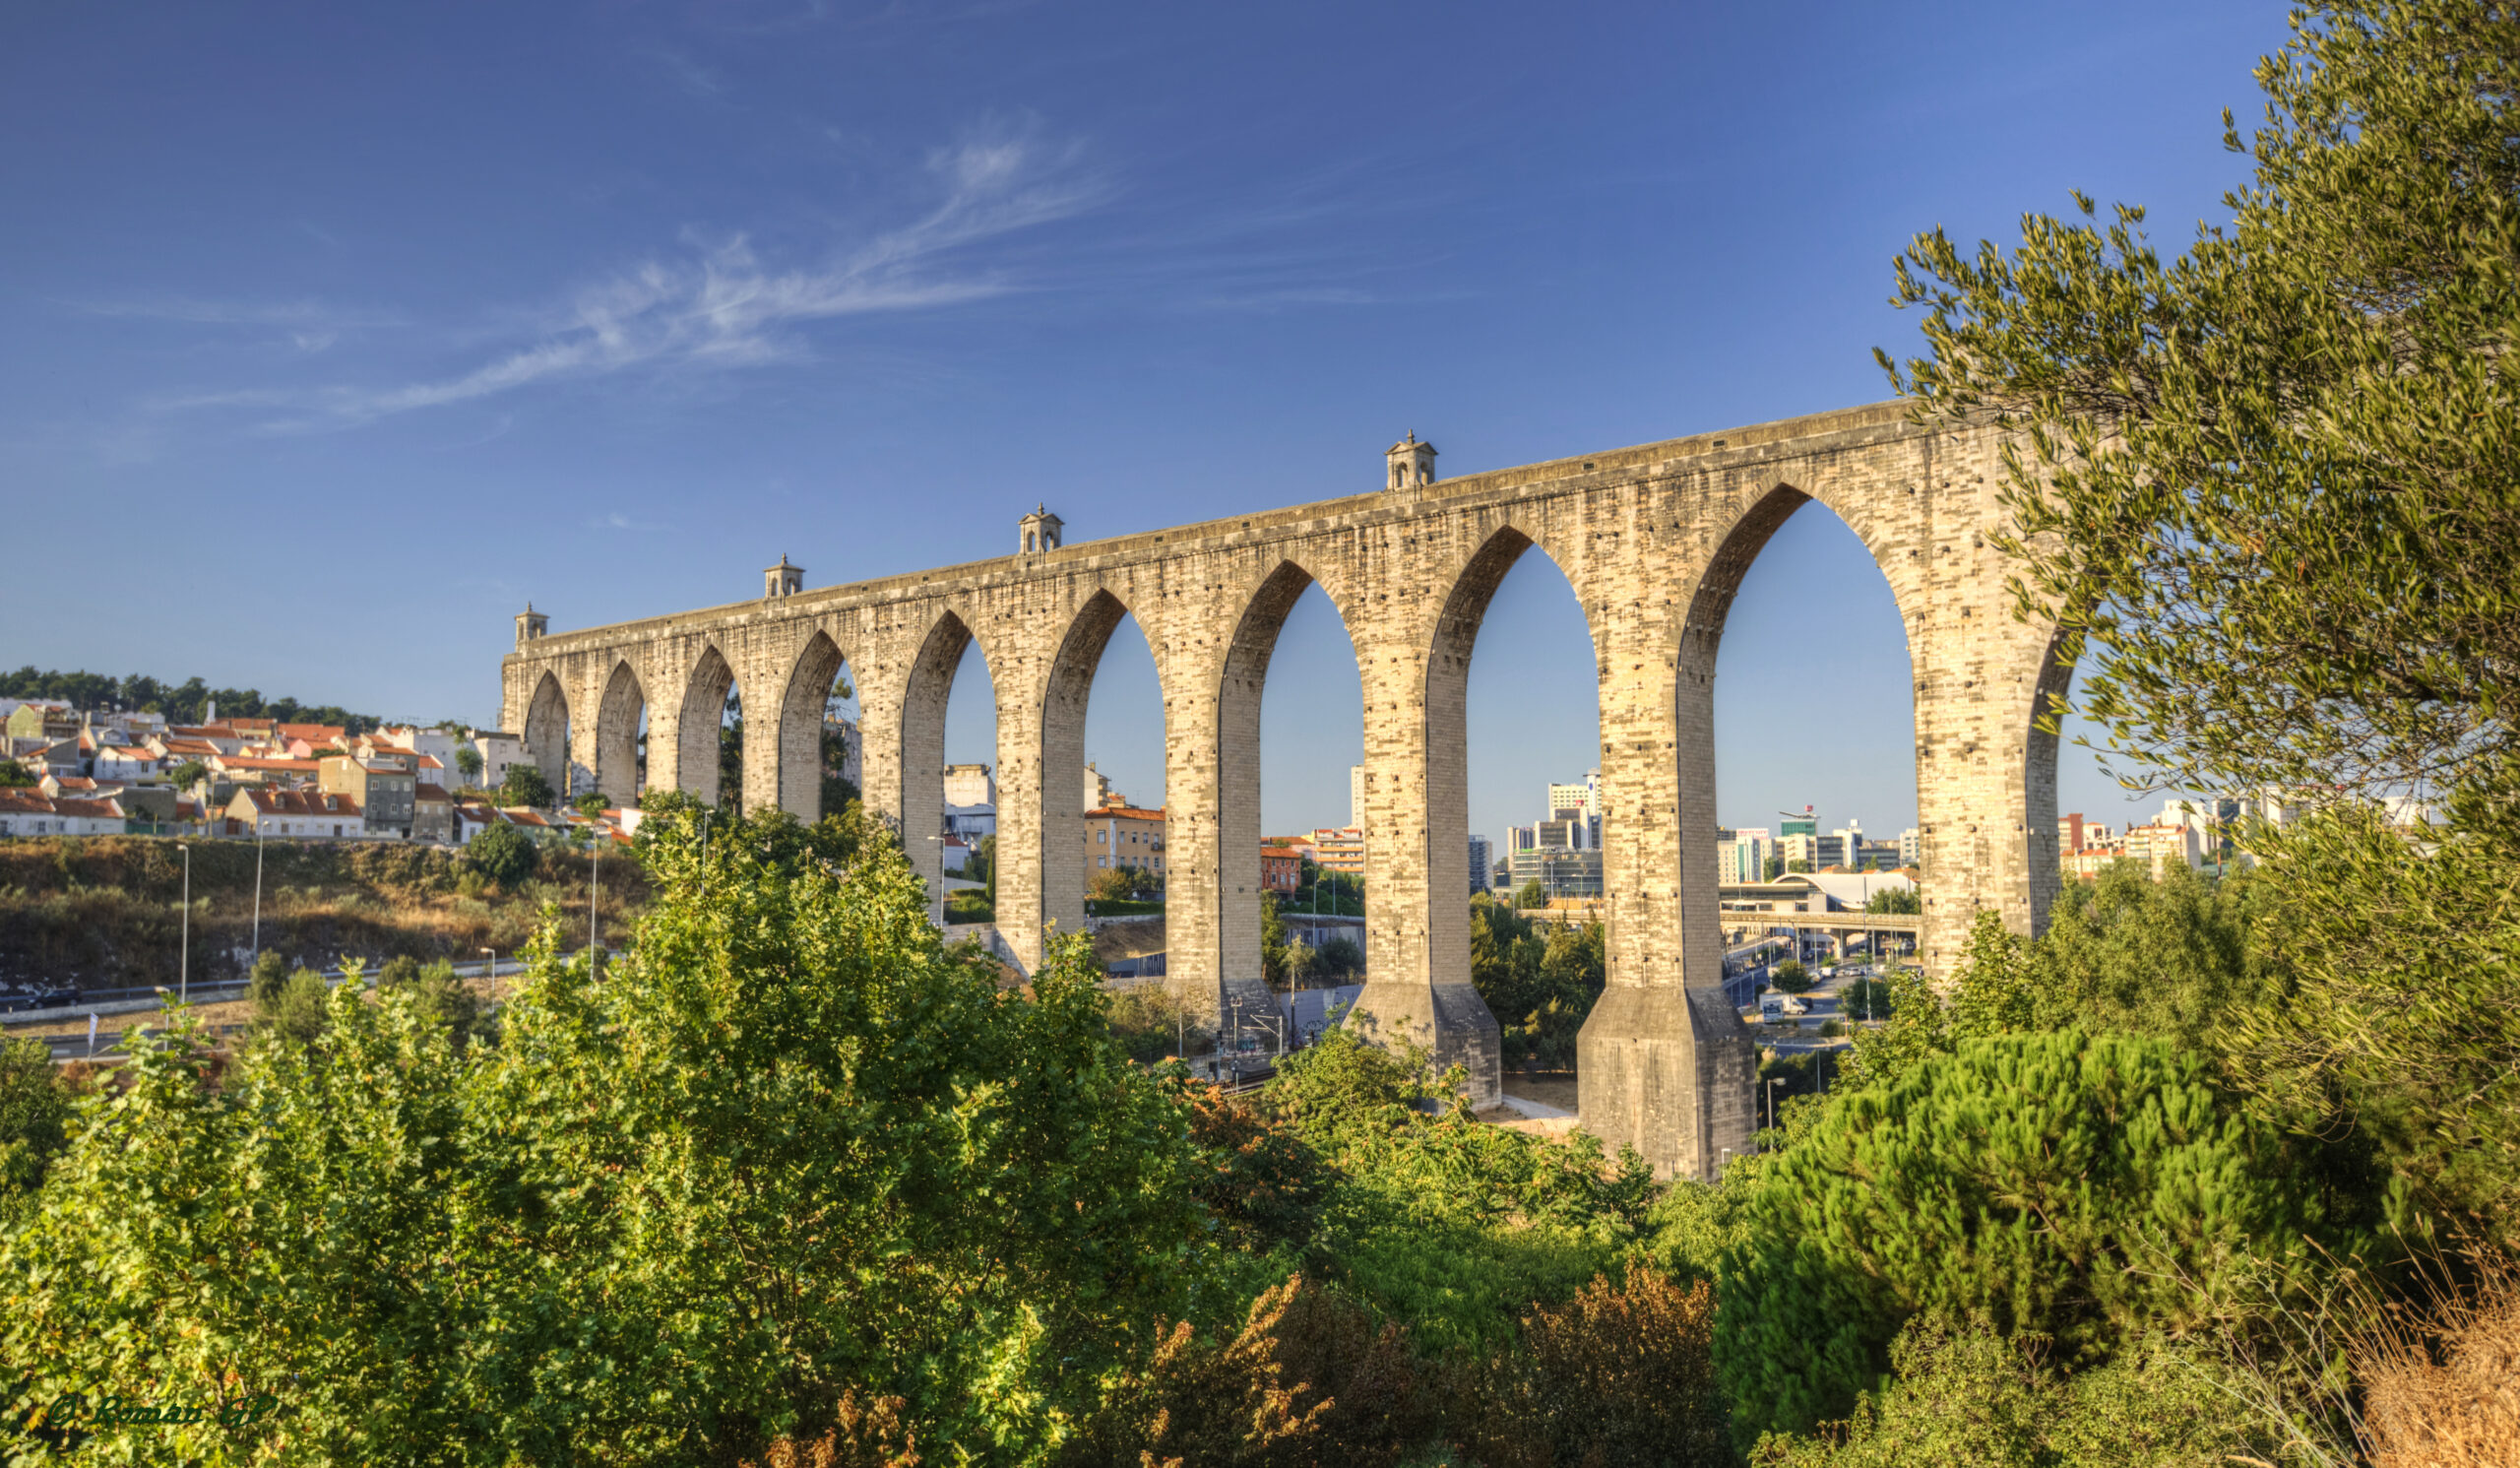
[502,402,2066,1180]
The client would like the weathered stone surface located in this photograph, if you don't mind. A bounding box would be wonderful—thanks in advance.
[501,401,2061,1179]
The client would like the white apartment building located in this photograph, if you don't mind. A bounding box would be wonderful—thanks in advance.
[468,730,529,791]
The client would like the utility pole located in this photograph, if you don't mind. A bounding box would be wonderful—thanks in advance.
[590,828,601,962]
[251,819,265,962]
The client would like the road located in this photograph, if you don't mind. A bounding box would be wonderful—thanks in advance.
[23,956,539,1064]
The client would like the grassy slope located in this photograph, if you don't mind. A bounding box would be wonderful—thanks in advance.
[0,836,647,992]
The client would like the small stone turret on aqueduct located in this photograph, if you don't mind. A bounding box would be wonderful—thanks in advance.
[502,401,2066,1179]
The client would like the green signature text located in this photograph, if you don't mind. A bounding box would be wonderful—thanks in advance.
[19,1392,282,1432]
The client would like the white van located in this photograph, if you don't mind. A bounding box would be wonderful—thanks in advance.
[1761,993,1808,1020]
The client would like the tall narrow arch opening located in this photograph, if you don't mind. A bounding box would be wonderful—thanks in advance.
[1078,601,1166,904]
[774,631,857,822]
[1455,532,1604,1087]
[1035,590,1141,947]
[937,631,997,926]
[676,646,741,810]
[524,670,570,803]
[903,610,992,926]
[1701,488,1919,1015]
[595,661,646,806]
[1235,564,1365,1012]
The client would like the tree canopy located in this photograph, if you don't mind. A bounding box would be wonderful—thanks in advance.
[1881,0,2520,802]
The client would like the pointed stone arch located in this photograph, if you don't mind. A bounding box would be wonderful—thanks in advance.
[677,644,739,808]
[899,608,978,922]
[1189,559,1358,1023]
[774,629,852,821]
[524,670,570,798]
[1034,588,1136,944]
[595,660,646,805]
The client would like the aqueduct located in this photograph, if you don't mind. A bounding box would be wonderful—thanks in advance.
[500,400,2065,1180]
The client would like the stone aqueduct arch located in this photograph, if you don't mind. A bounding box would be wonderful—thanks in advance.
[501,402,2064,1179]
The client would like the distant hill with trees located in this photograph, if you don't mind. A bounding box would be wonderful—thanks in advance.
[0,667,403,734]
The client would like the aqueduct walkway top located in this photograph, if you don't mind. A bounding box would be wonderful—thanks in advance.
[500,399,2066,1179]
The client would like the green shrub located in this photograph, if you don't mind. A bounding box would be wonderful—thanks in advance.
[1749,1318,2263,1468]
[467,824,538,889]
[1719,1028,2324,1441]
[244,949,289,1005]
[0,1036,72,1211]
[497,765,554,809]
[252,966,334,1047]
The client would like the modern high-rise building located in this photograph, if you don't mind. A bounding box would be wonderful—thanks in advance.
[1718,826,1772,884]
[1546,769,1602,847]
[1467,834,1492,893]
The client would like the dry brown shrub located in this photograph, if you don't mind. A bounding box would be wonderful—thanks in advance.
[738,1390,920,1468]
[2362,1256,2520,1468]
[1455,1264,1729,1468]
[1083,1272,1429,1468]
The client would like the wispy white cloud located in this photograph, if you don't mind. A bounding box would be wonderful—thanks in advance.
[66,294,401,333]
[589,511,668,532]
[168,123,1104,433]
[642,44,730,100]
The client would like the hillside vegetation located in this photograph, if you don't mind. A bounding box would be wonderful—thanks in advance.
[0,837,644,993]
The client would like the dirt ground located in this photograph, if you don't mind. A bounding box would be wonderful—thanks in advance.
[1502,1071,1579,1112]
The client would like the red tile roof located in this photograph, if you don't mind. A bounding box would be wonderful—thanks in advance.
[236,789,362,818]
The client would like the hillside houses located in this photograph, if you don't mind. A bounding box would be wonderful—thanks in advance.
[0,699,609,848]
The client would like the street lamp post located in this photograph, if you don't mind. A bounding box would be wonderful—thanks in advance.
[1766,1077,1785,1137]
[250,818,265,963]
[176,843,191,1004]
[590,828,601,963]
[480,946,497,1001]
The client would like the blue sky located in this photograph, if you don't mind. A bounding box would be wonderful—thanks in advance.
[2,1,2288,844]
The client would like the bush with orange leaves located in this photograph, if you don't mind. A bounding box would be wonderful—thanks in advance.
[1454,1263,1731,1468]
[1070,1273,1429,1468]
[1181,1080,1332,1254]
[738,1390,919,1468]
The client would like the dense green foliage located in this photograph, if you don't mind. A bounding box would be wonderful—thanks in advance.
[1884,2,2520,803]
[0,1038,72,1217]
[0,667,387,733]
[1469,897,1604,1068]
[465,823,539,888]
[1720,1028,2321,1440]
[1748,1322,2242,1468]
[1860,886,1919,916]
[495,764,555,811]
[1,808,1213,1463]
[0,760,31,788]
[1748,11,2520,1457]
